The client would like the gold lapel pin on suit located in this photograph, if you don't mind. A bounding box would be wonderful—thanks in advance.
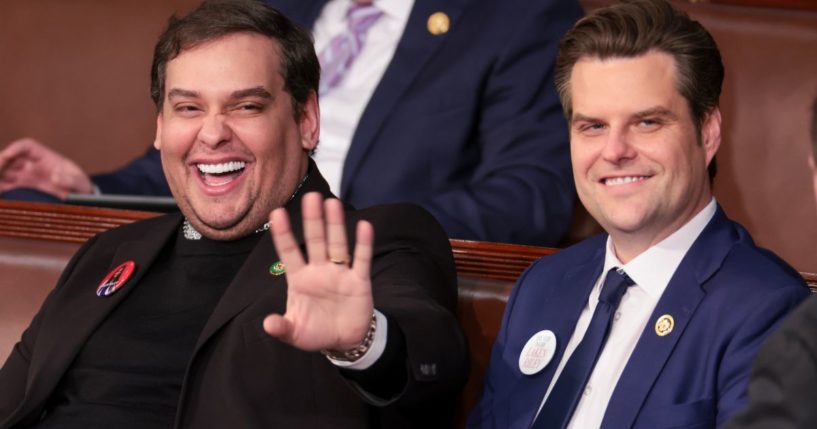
[655,314,675,336]
[427,12,450,36]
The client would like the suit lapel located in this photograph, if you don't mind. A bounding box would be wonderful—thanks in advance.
[601,207,736,428]
[19,214,181,420]
[189,165,334,355]
[539,254,605,386]
[191,234,286,351]
[508,244,605,427]
[340,0,467,196]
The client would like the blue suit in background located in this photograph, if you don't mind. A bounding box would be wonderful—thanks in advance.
[469,206,808,428]
[82,0,582,245]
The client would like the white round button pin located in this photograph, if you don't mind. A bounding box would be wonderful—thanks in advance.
[518,330,557,375]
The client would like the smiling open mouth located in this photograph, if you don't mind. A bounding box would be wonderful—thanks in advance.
[196,161,246,186]
[603,176,647,186]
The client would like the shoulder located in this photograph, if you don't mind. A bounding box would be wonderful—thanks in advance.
[347,202,455,272]
[710,233,807,297]
[689,212,806,297]
[347,203,448,243]
[691,219,809,328]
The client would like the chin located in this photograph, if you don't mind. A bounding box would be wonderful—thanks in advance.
[597,211,649,234]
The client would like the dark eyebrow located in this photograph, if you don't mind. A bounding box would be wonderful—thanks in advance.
[571,113,600,124]
[166,87,272,101]
[634,107,678,121]
[231,86,272,100]
[167,88,199,100]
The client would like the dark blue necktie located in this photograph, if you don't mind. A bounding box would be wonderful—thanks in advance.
[532,268,634,429]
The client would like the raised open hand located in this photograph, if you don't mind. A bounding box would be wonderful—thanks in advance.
[263,192,374,352]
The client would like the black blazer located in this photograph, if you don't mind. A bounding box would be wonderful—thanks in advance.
[725,295,817,429]
[0,171,468,428]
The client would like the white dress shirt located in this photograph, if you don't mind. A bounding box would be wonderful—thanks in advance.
[312,0,414,194]
[537,198,718,428]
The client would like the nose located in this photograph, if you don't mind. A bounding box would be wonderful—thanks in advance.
[600,128,636,164]
[197,113,232,148]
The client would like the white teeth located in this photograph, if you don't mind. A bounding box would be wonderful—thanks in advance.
[197,161,246,174]
[605,176,644,186]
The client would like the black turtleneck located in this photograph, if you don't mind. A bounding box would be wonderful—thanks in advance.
[36,228,263,429]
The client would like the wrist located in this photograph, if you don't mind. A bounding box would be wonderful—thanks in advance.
[321,311,377,362]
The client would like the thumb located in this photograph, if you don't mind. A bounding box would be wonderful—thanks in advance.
[263,314,293,342]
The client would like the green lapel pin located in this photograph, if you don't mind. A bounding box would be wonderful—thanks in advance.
[269,261,285,276]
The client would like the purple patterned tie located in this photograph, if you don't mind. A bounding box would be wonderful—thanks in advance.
[318,1,383,95]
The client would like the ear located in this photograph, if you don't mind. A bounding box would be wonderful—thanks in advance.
[701,107,722,166]
[153,113,164,150]
[298,90,320,152]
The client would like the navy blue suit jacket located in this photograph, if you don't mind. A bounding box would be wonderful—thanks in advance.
[469,206,809,428]
[93,0,581,245]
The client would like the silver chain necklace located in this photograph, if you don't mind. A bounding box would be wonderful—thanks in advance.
[182,172,309,240]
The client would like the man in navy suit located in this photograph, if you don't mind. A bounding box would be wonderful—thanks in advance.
[0,0,582,246]
[469,1,809,428]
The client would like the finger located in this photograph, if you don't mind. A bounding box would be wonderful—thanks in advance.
[324,198,349,264]
[351,220,374,279]
[301,192,327,264]
[270,207,305,272]
[0,145,29,173]
[263,314,293,343]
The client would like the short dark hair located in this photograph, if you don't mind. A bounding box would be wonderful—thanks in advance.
[150,0,319,119]
[554,0,723,179]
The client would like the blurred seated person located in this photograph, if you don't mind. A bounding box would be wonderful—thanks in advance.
[0,1,467,427]
[0,140,168,201]
[0,0,583,246]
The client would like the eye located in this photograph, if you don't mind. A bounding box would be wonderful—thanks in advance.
[174,104,201,115]
[637,118,662,131]
[576,122,606,136]
[234,103,264,113]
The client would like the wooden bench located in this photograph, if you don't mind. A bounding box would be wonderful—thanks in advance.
[1,200,815,425]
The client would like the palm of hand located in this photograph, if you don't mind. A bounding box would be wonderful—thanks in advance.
[263,193,375,353]
[278,262,373,351]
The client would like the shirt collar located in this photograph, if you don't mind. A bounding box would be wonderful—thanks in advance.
[603,198,717,299]
[369,0,413,22]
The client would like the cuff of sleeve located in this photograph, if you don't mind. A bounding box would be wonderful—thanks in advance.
[327,309,388,370]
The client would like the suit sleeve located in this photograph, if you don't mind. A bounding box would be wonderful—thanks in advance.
[91,147,172,196]
[342,204,468,417]
[420,0,581,246]
[716,286,810,426]
[0,235,99,423]
[723,296,817,429]
[466,261,538,429]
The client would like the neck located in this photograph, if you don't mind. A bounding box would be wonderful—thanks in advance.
[609,195,713,264]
